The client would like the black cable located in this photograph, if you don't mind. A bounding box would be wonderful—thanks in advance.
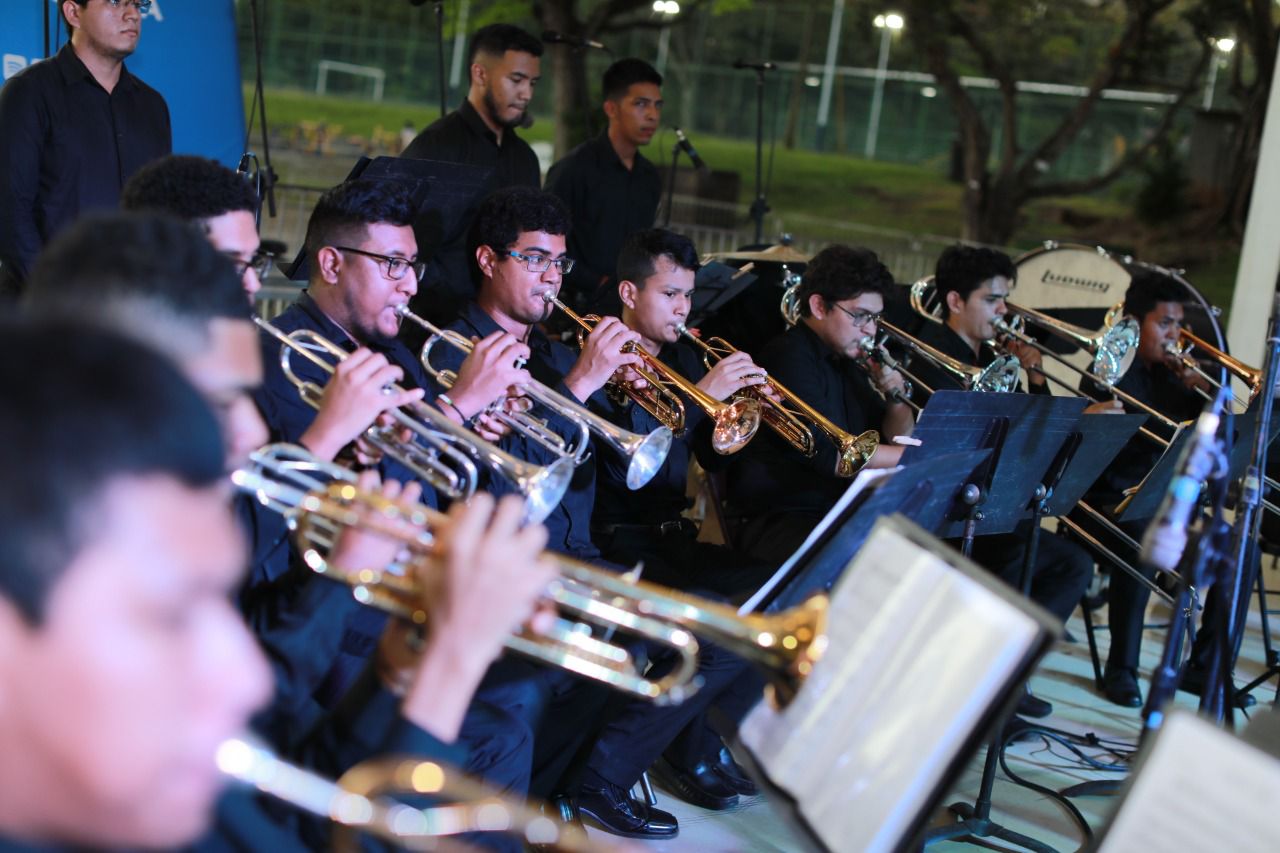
[999,732,1095,845]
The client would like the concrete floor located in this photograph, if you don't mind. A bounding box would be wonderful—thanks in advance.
[583,563,1280,852]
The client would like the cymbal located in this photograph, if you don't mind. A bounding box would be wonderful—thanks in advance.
[704,245,811,265]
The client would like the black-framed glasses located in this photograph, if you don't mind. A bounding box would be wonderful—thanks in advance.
[223,249,274,281]
[500,249,575,275]
[333,246,426,282]
[104,0,153,12]
[832,303,883,327]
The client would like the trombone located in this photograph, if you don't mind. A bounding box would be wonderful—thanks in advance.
[877,319,1023,394]
[397,306,673,491]
[676,325,880,477]
[1164,327,1260,410]
[854,334,921,415]
[543,293,763,455]
[233,444,828,708]
[255,318,572,524]
[217,737,613,852]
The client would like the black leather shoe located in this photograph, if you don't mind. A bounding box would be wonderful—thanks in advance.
[532,795,584,851]
[1177,664,1257,708]
[711,746,759,796]
[578,782,679,839]
[1102,667,1143,707]
[1016,691,1053,719]
[650,757,739,810]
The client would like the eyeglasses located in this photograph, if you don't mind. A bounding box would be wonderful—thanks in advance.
[500,249,575,275]
[832,303,883,327]
[103,0,153,12]
[333,246,426,282]
[223,249,274,281]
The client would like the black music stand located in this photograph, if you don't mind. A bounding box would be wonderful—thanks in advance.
[746,450,994,614]
[687,261,758,329]
[1116,427,1196,523]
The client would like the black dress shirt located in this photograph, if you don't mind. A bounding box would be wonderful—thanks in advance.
[1080,359,1203,506]
[399,101,540,316]
[729,322,887,518]
[436,302,603,560]
[0,43,171,285]
[910,321,1047,407]
[544,133,661,306]
[592,339,720,527]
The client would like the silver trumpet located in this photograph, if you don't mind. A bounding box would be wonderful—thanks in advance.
[232,443,828,707]
[254,318,572,524]
[396,305,672,490]
[217,737,615,852]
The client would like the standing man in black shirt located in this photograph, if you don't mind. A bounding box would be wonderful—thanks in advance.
[400,24,543,321]
[729,245,912,566]
[0,0,171,296]
[546,59,664,317]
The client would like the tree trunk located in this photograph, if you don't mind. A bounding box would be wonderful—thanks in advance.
[535,0,593,160]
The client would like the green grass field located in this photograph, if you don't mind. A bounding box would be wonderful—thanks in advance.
[250,86,1240,308]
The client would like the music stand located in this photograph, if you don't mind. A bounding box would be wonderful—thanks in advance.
[737,515,1060,853]
[1115,427,1196,523]
[687,261,758,329]
[745,450,994,613]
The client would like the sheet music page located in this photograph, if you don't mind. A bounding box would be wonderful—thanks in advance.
[740,520,1043,853]
[1098,711,1280,853]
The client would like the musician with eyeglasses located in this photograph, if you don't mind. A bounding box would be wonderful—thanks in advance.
[0,320,563,852]
[727,244,913,566]
[122,154,273,301]
[0,0,170,298]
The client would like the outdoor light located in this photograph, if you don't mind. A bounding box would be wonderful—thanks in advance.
[921,86,937,98]
[866,12,905,158]
[875,12,905,30]
[805,76,822,88]
[1215,37,1236,53]
[652,0,680,14]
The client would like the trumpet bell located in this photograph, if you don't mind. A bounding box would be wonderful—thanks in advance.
[712,397,763,455]
[517,455,575,525]
[626,426,675,489]
[1093,317,1140,384]
[974,354,1023,392]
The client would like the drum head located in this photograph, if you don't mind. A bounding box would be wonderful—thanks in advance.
[1012,243,1131,311]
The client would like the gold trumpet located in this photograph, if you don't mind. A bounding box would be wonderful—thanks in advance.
[396,305,673,490]
[543,293,763,455]
[217,737,614,852]
[255,318,572,524]
[676,325,880,477]
[232,444,828,707]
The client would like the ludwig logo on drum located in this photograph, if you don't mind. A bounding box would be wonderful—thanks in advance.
[1039,269,1112,293]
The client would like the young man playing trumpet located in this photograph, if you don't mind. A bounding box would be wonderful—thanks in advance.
[0,321,557,851]
[728,244,913,566]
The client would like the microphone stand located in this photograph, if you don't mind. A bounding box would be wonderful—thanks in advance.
[741,65,772,245]
[245,0,278,219]
[433,1,447,117]
[663,136,682,227]
[1225,289,1280,709]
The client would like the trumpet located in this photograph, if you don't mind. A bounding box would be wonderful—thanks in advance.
[543,293,763,455]
[217,737,611,852]
[233,444,828,707]
[780,280,803,326]
[676,325,880,476]
[877,319,1023,394]
[396,306,673,490]
[255,318,572,524]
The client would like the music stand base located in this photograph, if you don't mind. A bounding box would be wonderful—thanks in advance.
[924,803,1060,853]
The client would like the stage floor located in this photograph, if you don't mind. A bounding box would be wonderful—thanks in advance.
[585,562,1280,852]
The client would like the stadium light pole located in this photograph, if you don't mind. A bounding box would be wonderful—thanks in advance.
[864,12,904,159]
[1202,36,1236,110]
[814,0,847,150]
[653,1,681,77]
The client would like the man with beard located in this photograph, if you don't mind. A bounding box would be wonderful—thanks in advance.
[546,59,664,317]
[401,24,544,321]
[0,0,170,296]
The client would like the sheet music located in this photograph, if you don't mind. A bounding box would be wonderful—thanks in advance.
[740,519,1045,853]
[1098,711,1280,853]
[738,466,898,614]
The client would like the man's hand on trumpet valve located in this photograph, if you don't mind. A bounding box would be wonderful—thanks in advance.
[328,469,425,578]
[865,358,910,404]
[446,330,532,427]
[564,315,643,401]
[697,349,771,401]
[300,348,425,462]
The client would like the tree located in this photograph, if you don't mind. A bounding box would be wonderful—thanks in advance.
[898,0,1212,245]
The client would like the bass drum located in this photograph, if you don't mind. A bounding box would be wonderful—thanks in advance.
[1012,242,1132,315]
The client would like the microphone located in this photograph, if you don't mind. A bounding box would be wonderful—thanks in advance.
[673,128,708,172]
[542,31,608,51]
[733,59,777,71]
[1139,408,1223,574]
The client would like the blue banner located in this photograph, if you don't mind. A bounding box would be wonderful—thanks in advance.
[2,1,246,167]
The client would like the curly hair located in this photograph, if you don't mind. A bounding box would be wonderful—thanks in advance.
[122,155,259,224]
[1123,268,1186,320]
[468,186,571,256]
[796,244,893,318]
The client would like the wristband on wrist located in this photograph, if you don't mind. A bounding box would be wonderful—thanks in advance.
[436,393,472,425]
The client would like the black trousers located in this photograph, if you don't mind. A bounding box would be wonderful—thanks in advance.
[595,524,780,603]
[966,520,1094,625]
